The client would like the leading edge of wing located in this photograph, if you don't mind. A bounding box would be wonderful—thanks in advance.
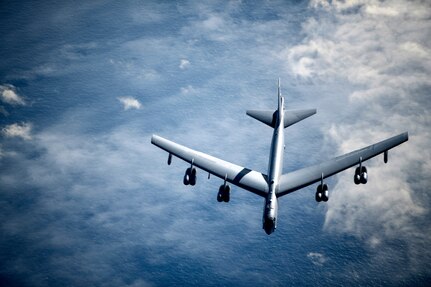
[151,135,269,197]
[277,132,409,197]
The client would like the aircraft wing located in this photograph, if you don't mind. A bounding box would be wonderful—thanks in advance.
[151,135,269,197]
[277,132,409,197]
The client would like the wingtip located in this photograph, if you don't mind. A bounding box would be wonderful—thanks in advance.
[150,134,158,144]
[396,132,409,142]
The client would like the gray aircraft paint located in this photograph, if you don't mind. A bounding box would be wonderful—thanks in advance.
[262,80,284,234]
[151,80,408,235]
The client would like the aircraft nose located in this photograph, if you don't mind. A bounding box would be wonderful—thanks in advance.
[263,218,275,235]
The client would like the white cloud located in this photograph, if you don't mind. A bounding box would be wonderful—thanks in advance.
[400,42,429,58]
[365,4,400,16]
[310,0,362,12]
[179,59,190,70]
[182,12,237,42]
[117,97,142,110]
[0,84,26,106]
[309,0,331,9]
[202,15,224,30]
[180,85,196,95]
[307,252,327,266]
[2,122,32,140]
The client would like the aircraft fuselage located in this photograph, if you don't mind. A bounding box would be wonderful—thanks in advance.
[263,93,284,235]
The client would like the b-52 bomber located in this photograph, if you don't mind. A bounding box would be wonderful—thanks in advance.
[151,80,408,235]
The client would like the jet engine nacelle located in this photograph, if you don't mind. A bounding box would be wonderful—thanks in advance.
[217,184,231,203]
[315,183,329,202]
[183,167,197,186]
[354,166,368,185]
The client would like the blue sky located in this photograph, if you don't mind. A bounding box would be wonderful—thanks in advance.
[1,0,430,286]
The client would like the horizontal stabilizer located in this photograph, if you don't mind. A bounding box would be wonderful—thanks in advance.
[246,110,276,127]
[246,109,316,128]
[284,109,316,128]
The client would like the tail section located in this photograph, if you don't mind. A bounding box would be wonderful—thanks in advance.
[247,109,316,128]
[246,78,316,128]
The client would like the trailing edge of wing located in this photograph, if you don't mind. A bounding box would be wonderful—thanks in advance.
[151,135,269,197]
[277,132,409,197]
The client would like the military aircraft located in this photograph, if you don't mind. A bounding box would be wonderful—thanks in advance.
[151,80,408,235]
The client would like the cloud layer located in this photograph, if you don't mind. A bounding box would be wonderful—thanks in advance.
[0,0,429,286]
[286,0,431,277]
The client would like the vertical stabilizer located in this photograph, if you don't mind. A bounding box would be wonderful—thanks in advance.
[277,78,284,112]
[278,78,281,98]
